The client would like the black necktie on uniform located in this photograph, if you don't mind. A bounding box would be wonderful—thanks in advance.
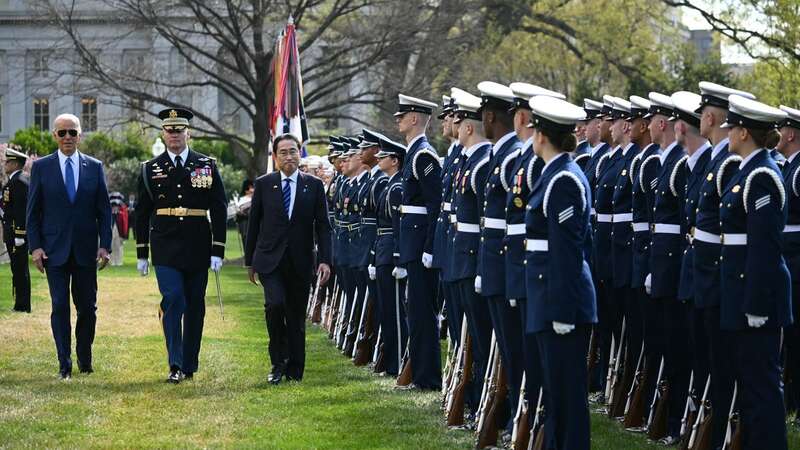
[175,155,183,170]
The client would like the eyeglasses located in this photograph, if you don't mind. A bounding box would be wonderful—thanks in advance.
[56,129,79,138]
[163,126,187,134]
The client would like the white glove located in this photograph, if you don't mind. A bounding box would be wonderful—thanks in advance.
[746,314,768,328]
[474,276,482,294]
[392,267,408,279]
[644,273,652,295]
[14,238,24,247]
[422,252,433,268]
[368,265,376,280]
[137,259,149,276]
[553,321,576,335]
[509,299,517,307]
[210,256,223,273]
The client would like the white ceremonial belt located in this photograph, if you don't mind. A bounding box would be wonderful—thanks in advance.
[632,222,649,232]
[483,217,506,230]
[784,224,800,233]
[442,202,452,212]
[653,223,681,234]
[449,214,457,224]
[721,233,747,246]
[525,239,549,252]
[596,214,613,223]
[506,223,526,235]
[693,228,721,244]
[613,213,633,223]
[457,222,480,233]
[401,205,428,214]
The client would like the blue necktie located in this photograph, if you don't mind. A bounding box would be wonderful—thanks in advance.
[65,157,76,203]
[282,178,292,217]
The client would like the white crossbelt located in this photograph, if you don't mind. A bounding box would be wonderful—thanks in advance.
[613,213,633,223]
[596,214,613,223]
[483,217,506,230]
[632,222,649,232]
[442,202,452,212]
[694,228,721,244]
[784,224,800,233]
[722,233,747,246]
[457,222,480,233]
[507,223,526,235]
[525,239,549,252]
[401,205,427,214]
[449,214,457,224]
[653,223,681,234]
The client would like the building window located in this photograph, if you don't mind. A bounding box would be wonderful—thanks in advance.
[81,97,97,131]
[32,52,48,77]
[33,98,49,130]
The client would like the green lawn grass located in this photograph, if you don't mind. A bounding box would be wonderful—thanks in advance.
[0,229,797,449]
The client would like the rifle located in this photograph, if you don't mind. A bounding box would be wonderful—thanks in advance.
[511,373,530,450]
[476,333,498,430]
[587,325,600,375]
[687,375,712,450]
[326,282,341,338]
[395,278,403,372]
[337,287,359,350]
[438,301,448,340]
[334,286,350,347]
[353,293,376,365]
[445,317,471,426]
[607,319,627,417]
[647,357,669,440]
[344,287,368,356]
[442,333,456,401]
[677,371,697,450]
[477,361,507,449]
[724,383,741,450]
[623,344,647,428]
[527,388,545,450]
[373,331,386,374]
[310,276,323,324]
[396,338,413,387]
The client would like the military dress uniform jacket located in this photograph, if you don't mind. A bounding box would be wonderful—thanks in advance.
[503,141,544,300]
[693,141,739,307]
[524,154,597,333]
[451,143,491,280]
[339,176,363,269]
[478,133,522,297]
[356,168,386,268]
[399,136,442,265]
[782,154,800,283]
[574,140,591,172]
[610,143,642,288]
[593,146,624,282]
[332,177,349,268]
[630,144,661,288]
[648,143,688,299]
[135,149,226,271]
[374,173,403,268]
[327,173,342,226]
[442,147,467,283]
[1,171,29,246]
[676,145,712,300]
[583,143,611,209]
[719,150,792,330]
[432,142,462,269]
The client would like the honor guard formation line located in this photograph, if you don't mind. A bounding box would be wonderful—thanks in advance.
[2,80,800,450]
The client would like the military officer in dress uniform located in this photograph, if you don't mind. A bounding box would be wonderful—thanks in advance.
[450,89,492,408]
[475,81,524,435]
[394,94,443,390]
[718,95,791,450]
[135,108,227,383]
[525,95,596,450]
[638,92,682,425]
[691,82,756,448]
[777,105,800,420]
[320,137,344,307]
[1,148,31,313]
[372,136,408,376]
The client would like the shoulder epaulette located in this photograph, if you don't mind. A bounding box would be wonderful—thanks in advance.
[670,155,689,197]
[543,170,586,218]
[500,149,521,192]
[716,155,743,197]
[370,174,389,206]
[744,167,785,213]
[412,148,441,180]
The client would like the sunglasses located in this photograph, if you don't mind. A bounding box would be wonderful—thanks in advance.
[163,126,187,134]
[56,129,79,138]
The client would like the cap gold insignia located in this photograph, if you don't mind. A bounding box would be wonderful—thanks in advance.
[732,185,741,193]
[169,109,178,119]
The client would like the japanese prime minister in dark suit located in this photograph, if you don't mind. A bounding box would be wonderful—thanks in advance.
[26,114,112,379]
[245,134,332,384]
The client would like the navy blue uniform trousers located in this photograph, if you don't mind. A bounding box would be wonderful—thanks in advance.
[375,266,407,375]
[154,265,208,374]
[406,261,442,389]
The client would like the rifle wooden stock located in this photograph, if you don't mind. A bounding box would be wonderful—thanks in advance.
[647,381,670,440]
[477,362,507,449]
[622,345,647,427]
[646,357,665,430]
[527,388,545,450]
[723,383,740,450]
[373,342,386,373]
[587,326,600,374]
[688,375,712,450]
[607,322,627,417]
[353,295,376,366]
[476,335,499,430]
[396,339,413,386]
[677,371,696,450]
[446,332,473,427]
[309,276,322,323]
[445,317,469,419]
[511,373,529,450]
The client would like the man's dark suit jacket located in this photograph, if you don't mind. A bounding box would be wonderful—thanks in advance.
[26,151,112,267]
[245,171,331,284]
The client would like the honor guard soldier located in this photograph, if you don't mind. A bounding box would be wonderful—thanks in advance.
[1,147,31,312]
[573,101,601,173]
[718,95,791,450]
[434,94,464,345]
[639,92,683,426]
[691,82,756,448]
[581,99,612,191]
[373,137,408,376]
[475,81,524,437]
[524,95,596,450]
[450,89,493,408]
[777,105,800,420]
[394,94,443,390]
[321,136,343,306]
[135,108,227,383]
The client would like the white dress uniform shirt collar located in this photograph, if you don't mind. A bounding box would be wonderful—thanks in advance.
[740,148,764,171]
[491,131,517,158]
[687,142,712,171]
[167,147,190,166]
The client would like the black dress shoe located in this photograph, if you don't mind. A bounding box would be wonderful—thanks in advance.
[167,369,184,384]
[59,371,72,380]
[658,435,680,446]
[268,372,283,385]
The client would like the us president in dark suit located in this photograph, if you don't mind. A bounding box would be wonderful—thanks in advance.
[26,113,112,380]
[245,133,332,384]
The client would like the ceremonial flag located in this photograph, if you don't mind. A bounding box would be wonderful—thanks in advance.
[269,16,309,158]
